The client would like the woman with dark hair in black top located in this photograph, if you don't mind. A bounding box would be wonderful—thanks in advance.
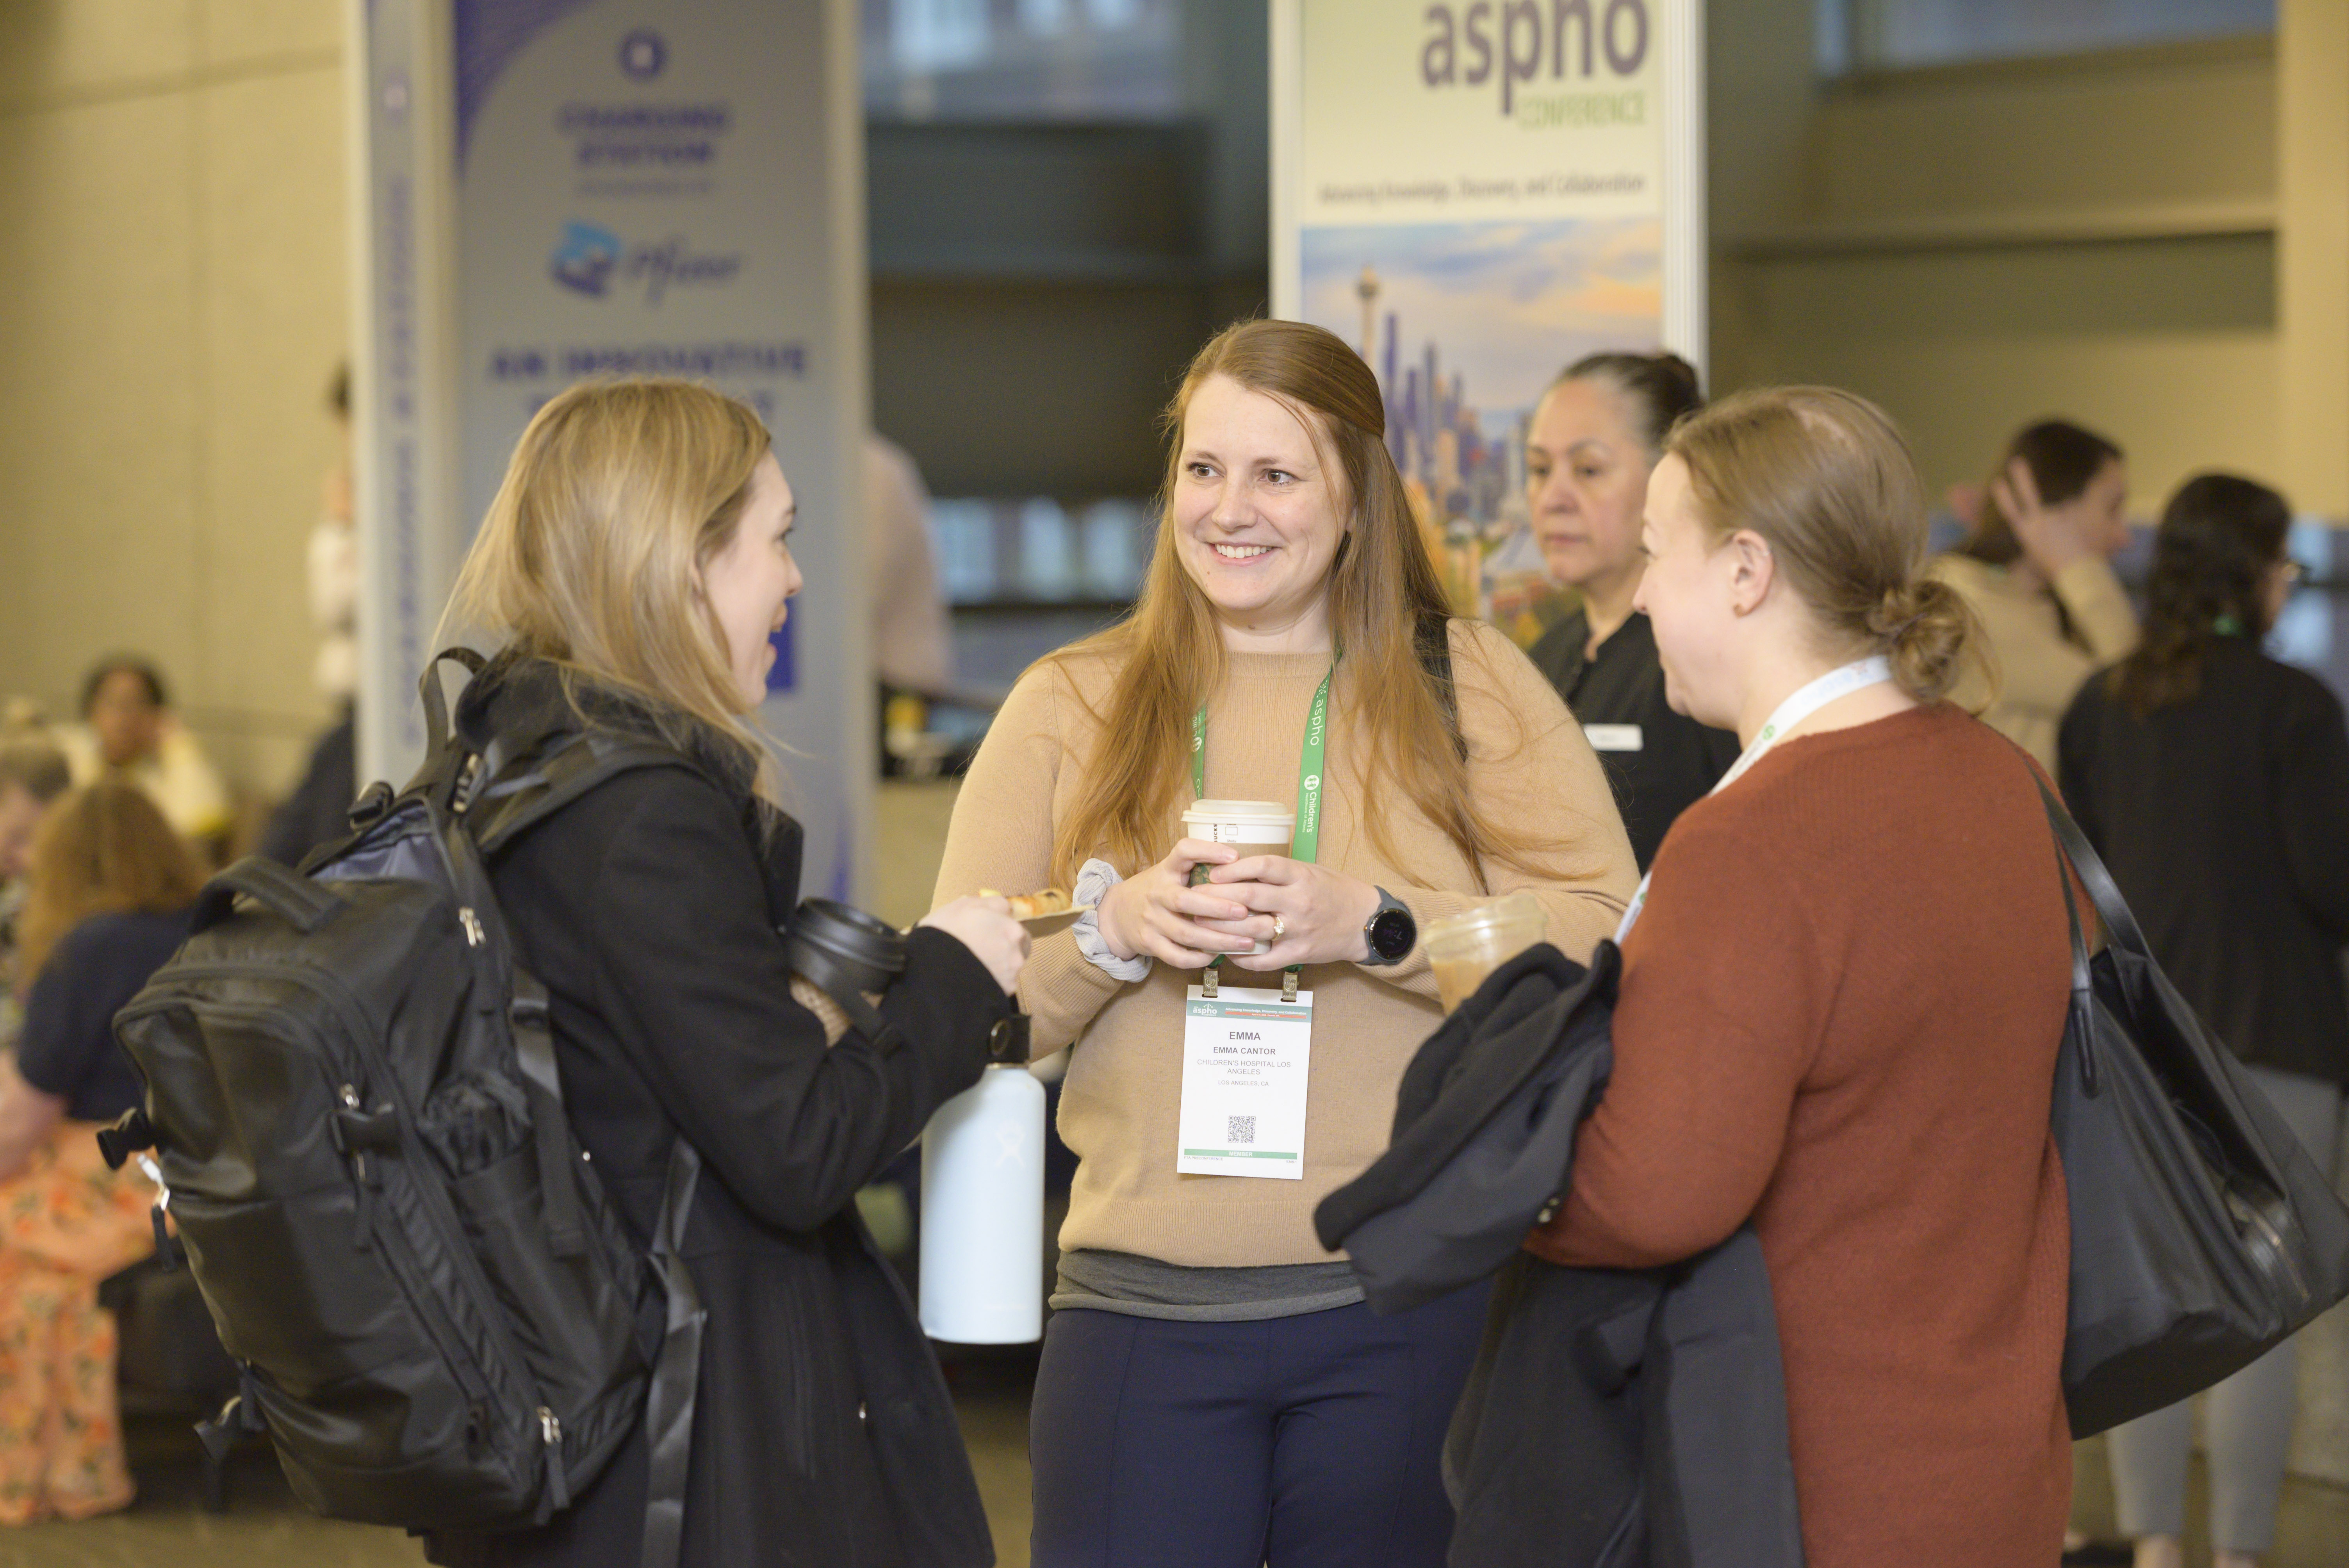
[2058,474,2349,1568]
[1524,352,1739,869]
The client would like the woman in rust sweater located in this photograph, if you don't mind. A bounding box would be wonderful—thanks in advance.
[1529,386,2076,1567]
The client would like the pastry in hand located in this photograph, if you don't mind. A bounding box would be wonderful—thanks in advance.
[979,886,1074,921]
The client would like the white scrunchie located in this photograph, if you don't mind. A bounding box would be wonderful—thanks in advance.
[1071,859,1151,983]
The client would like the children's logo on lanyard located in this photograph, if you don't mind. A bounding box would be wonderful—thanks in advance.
[1192,665,1333,1002]
[1613,655,1893,941]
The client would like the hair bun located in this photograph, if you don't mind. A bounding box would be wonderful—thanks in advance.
[1867,577,1978,702]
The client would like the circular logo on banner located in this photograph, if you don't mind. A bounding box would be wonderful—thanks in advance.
[618,30,667,81]
[1303,775,1321,791]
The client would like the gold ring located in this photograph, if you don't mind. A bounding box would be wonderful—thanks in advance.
[1272,914,1287,941]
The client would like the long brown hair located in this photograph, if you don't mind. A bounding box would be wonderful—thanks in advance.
[2108,473,2291,717]
[438,378,777,794]
[1045,318,1552,890]
[1668,386,1984,704]
[15,782,203,989]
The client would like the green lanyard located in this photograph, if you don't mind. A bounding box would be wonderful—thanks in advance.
[1191,665,1333,999]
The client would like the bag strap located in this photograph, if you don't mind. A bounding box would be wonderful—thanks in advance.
[1415,611,1467,761]
[416,647,488,756]
[2039,789,2102,1097]
[639,1141,706,1568]
[2033,777,2157,966]
[466,732,696,857]
[194,856,342,935]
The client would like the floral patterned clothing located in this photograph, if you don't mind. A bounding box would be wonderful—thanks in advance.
[0,1119,156,1526]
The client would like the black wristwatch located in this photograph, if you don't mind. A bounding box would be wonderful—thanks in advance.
[1361,887,1416,966]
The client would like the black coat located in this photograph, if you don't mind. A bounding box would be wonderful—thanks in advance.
[426,661,1007,1568]
[1318,946,1802,1568]
[2058,637,2349,1087]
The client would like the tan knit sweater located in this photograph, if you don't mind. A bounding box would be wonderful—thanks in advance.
[1929,552,2137,770]
[933,620,1637,1267]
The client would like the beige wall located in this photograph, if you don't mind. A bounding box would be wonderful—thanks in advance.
[1711,14,2293,516]
[0,1,348,810]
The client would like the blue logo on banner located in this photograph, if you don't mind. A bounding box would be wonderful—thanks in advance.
[766,620,795,695]
[618,30,667,81]
[550,222,622,296]
[548,222,743,305]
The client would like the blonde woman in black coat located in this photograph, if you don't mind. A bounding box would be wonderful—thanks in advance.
[423,380,1030,1568]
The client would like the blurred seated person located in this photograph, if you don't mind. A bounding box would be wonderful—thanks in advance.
[0,782,202,1524]
[1927,419,2136,768]
[60,656,232,861]
[0,734,73,1046]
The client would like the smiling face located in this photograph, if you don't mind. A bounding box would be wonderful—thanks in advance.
[1524,378,1654,592]
[699,454,802,707]
[1171,374,1350,650]
[1631,454,1752,731]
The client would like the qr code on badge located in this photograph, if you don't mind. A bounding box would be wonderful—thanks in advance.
[1226,1115,1256,1145]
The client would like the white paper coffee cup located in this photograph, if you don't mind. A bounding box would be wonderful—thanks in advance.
[1181,800,1295,954]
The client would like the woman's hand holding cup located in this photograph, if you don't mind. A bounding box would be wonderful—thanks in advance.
[1196,858,1382,969]
[918,895,1032,994]
[1097,839,1264,968]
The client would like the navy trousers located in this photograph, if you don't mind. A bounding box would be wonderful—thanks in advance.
[1028,1284,1490,1568]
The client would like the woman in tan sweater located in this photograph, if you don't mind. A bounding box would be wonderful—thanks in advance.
[935,320,1634,1568]
[1928,418,2138,768]
[1529,387,2076,1567]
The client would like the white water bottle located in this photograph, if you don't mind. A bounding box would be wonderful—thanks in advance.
[919,1029,1046,1343]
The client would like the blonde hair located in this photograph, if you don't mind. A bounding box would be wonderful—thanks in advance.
[439,378,775,791]
[1044,319,1566,891]
[16,782,204,991]
[1666,386,1982,703]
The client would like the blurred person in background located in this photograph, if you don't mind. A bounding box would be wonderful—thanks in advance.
[0,733,73,1048]
[2058,474,2349,1568]
[867,431,954,697]
[1928,419,2135,768]
[60,656,232,862]
[260,365,360,866]
[1524,351,1739,869]
[0,782,202,1524]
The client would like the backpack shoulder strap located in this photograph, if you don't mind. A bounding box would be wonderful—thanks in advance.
[638,1142,705,1568]
[463,732,698,859]
[1415,611,1467,761]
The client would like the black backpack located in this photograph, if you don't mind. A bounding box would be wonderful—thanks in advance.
[103,651,707,1568]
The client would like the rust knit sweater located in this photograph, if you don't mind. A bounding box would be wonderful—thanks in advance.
[1529,703,2073,1568]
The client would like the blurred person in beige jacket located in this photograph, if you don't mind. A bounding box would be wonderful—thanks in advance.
[1928,419,2137,768]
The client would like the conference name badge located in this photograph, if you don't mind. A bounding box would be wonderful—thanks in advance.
[1584,723,1644,752]
[1176,985,1312,1179]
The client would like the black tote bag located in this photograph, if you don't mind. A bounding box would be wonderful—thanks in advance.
[2039,780,2349,1437]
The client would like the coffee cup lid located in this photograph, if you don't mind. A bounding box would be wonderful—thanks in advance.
[1181,799,1296,827]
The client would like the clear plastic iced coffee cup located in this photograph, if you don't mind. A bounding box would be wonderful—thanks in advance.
[1181,800,1295,954]
[1425,892,1547,1013]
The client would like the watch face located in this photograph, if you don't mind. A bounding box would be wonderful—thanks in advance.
[1369,907,1414,960]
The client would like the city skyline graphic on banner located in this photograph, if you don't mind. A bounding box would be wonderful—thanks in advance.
[1299,217,1661,644]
